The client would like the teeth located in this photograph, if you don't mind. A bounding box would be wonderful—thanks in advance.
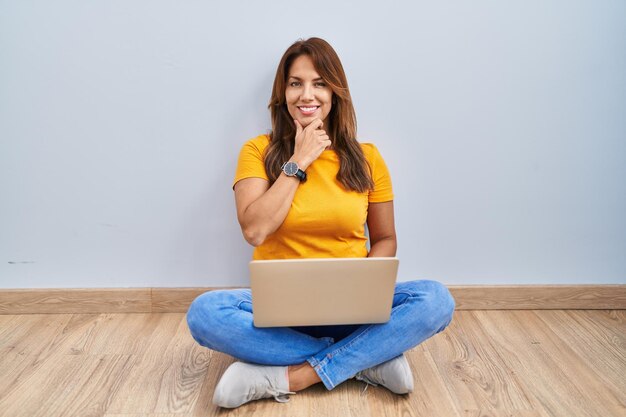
[299,106,318,112]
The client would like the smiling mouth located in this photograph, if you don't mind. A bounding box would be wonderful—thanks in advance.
[298,106,319,115]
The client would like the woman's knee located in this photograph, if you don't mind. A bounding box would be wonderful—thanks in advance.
[186,291,217,344]
[430,281,455,330]
[186,289,247,347]
[400,280,456,333]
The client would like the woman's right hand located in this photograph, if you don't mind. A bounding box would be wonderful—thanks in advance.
[292,119,332,170]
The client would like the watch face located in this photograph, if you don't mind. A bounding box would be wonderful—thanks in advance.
[283,161,298,176]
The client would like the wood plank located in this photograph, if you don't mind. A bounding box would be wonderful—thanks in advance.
[47,313,114,355]
[568,310,626,351]
[152,287,217,313]
[0,352,39,401]
[403,344,461,417]
[189,351,234,417]
[154,285,626,311]
[424,311,535,413]
[0,315,77,406]
[533,310,625,396]
[0,314,72,356]
[300,380,371,417]
[1,313,140,357]
[0,353,136,417]
[0,315,54,353]
[0,288,151,314]
[152,316,212,414]
[106,314,209,414]
[0,314,153,414]
[450,285,626,309]
[337,381,373,417]
[469,310,583,416]
[514,310,625,409]
[606,309,626,324]
[463,411,549,417]
[1,285,625,315]
[473,310,626,417]
[80,313,176,355]
[1,310,625,416]
[0,314,18,332]
[54,355,137,417]
[105,414,181,417]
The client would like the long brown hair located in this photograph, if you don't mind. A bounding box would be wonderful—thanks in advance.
[265,37,374,192]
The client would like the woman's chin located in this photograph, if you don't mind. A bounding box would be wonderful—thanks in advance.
[295,117,325,129]
[297,119,313,127]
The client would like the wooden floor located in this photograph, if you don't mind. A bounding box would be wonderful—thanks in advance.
[0,310,624,417]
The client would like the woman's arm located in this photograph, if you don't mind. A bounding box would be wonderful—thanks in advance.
[235,119,331,246]
[234,175,299,246]
[366,201,397,257]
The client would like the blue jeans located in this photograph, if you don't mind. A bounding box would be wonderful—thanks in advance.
[186,280,455,390]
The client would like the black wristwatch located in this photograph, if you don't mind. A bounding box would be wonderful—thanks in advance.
[281,161,307,182]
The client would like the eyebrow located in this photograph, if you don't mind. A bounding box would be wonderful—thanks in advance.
[288,76,325,82]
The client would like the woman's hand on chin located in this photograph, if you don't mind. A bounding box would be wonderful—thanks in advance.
[292,118,331,170]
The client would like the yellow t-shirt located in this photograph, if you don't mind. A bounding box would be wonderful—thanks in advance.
[233,134,394,260]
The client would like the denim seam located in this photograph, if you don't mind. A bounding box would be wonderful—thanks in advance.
[322,299,414,359]
[316,363,335,390]
[395,290,418,298]
[307,357,335,390]
[326,324,374,358]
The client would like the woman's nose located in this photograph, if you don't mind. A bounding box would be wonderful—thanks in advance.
[301,84,314,101]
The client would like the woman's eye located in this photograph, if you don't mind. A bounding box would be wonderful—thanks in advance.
[315,82,327,87]
[290,82,301,87]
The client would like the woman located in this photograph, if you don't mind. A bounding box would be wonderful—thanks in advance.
[186,37,455,409]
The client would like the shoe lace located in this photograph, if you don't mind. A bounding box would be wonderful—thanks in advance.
[355,371,379,396]
[269,388,296,403]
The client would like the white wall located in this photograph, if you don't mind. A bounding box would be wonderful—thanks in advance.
[1,0,625,288]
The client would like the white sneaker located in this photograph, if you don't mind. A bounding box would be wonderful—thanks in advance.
[212,362,295,408]
[355,354,414,394]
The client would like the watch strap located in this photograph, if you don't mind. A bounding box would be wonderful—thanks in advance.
[295,168,307,182]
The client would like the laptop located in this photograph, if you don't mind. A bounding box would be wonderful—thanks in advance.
[249,257,399,327]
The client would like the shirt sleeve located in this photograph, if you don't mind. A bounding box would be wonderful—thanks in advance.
[232,136,270,189]
[366,144,394,203]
